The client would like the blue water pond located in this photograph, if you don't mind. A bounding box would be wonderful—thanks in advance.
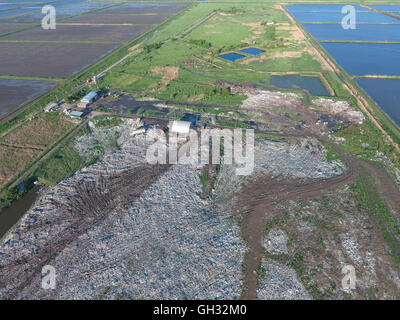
[239,48,264,55]
[270,75,329,96]
[219,52,245,62]
[291,11,399,23]
[321,42,400,76]
[286,4,370,12]
[370,5,400,12]
[303,23,400,42]
[355,77,400,126]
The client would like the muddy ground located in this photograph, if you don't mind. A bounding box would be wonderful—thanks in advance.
[0,79,57,120]
[3,24,153,42]
[0,42,120,78]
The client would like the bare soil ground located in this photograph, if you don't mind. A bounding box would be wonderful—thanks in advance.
[235,136,358,299]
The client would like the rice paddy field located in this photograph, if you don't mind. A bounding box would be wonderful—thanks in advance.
[285,3,400,126]
[0,0,189,119]
[0,79,57,120]
[0,0,190,190]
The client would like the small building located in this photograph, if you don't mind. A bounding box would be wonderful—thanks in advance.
[69,110,84,118]
[80,91,97,105]
[44,103,58,112]
[170,120,191,135]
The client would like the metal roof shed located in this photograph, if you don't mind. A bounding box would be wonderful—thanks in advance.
[81,91,97,104]
[171,120,191,134]
[70,111,84,118]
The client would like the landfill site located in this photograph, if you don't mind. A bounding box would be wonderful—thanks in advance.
[0,86,399,300]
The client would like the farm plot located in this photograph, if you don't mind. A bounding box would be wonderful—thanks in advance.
[0,145,41,188]
[96,2,189,15]
[0,79,57,120]
[0,7,39,20]
[0,42,120,78]
[3,113,75,148]
[4,1,113,23]
[0,23,33,36]
[63,12,169,25]
[2,24,153,42]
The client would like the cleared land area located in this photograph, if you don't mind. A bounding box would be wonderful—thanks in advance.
[0,79,57,120]
[0,42,120,78]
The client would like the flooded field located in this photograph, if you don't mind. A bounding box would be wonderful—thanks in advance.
[0,23,31,35]
[289,4,400,129]
[4,1,113,23]
[370,4,400,12]
[0,42,120,78]
[0,79,57,120]
[2,24,153,42]
[286,4,369,12]
[0,7,38,20]
[64,12,169,24]
[320,42,400,76]
[270,75,329,96]
[291,11,399,23]
[97,2,188,15]
[0,1,187,118]
[305,23,400,42]
[355,77,400,126]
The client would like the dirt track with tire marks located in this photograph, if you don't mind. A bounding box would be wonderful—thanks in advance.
[236,134,360,299]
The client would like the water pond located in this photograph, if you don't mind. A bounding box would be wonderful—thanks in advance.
[239,48,264,55]
[291,11,399,23]
[320,42,400,76]
[219,52,245,62]
[270,75,329,96]
[370,5,400,12]
[286,4,369,12]
[303,23,400,42]
[355,77,400,126]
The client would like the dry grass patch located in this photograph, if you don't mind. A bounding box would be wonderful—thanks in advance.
[151,66,179,87]
[0,145,41,188]
[4,114,75,148]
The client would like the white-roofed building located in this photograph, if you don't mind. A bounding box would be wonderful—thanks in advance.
[81,91,97,104]
[170,120,191,135]
[44,103,58,112]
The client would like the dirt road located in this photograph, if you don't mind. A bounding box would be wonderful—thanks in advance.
[237,134,359,299]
